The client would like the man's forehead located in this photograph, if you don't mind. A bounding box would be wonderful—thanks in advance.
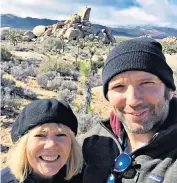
[110,71,160,83]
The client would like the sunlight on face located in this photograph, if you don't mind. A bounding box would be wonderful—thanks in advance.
[26,123,72,177]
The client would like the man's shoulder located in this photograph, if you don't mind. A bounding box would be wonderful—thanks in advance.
[77,118,111,145]
[1,167,18,183]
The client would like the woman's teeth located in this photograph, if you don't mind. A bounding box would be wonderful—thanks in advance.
[40,155,59,161]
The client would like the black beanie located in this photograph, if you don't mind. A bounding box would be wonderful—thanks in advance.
[102,37,176,100]
[11,99,78,143]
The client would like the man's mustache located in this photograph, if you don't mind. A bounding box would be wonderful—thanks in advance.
[119,103,154,112]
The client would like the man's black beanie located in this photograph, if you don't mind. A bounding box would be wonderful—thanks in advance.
[11,98,78,143]
[102,37,176,100]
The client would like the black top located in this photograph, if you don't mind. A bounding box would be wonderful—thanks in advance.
[1,166,83,183]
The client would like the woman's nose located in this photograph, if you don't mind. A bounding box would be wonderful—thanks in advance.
[44,138,57,149]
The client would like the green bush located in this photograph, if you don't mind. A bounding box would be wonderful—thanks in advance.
[6,29,23,46]
[42,37,65,53]
[39,57,75,76]
[1,47,12,61]
[162,42,177,55]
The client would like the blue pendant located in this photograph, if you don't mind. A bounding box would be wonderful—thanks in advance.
[114,153,131,172]
[107,174,115,183]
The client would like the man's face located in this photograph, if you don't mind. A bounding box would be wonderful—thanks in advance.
[107,71,173,134]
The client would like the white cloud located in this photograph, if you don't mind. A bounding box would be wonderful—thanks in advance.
[1,0,177,28]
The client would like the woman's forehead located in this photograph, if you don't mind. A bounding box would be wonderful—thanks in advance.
[31,123,67,133]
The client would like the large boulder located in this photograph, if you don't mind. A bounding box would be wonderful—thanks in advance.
[24,31,35,40]
[43,29,52,37]
[22,36,31,42]
[86,26,100,35]
[33,25,46,37]
[57,28,67,37]
[70,14,81,24]
[52,22,64,33]
[162,36,177,43]
[64,27,81,40]
[1,27,10,40]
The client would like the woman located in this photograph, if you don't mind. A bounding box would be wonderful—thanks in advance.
[1,98,83,183]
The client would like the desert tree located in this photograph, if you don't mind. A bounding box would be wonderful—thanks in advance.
[6,29,23,46]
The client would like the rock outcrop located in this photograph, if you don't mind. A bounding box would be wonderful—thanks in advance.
[162,36,177,43]
[33,7,116,44]
[33,25,46,37]
[0,27,10,40]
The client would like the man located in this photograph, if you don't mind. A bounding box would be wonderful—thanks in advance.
[81,37,177,183]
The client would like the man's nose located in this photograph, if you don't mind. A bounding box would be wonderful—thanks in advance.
[125,85,143,107]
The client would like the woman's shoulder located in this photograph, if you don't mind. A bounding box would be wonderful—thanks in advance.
[1,167,18,183]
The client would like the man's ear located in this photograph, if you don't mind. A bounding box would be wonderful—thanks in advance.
[169,90,175,100]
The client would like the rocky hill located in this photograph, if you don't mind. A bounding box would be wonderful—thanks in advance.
[2,14,177,39]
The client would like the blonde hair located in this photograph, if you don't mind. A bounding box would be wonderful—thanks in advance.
[7,124,83,182]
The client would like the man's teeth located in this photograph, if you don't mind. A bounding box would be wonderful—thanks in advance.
[41,156,59,161]
[131,112,143,116]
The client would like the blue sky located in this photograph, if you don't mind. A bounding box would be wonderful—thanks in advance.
[1,0,177,28]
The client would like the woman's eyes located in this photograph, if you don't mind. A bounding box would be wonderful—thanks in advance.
[112,85,124,89]
[35,133,66,137]
[34,134,66,137]
[35,134,46,137]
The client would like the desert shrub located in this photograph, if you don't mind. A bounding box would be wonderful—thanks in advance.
[1,73,15,87]
[6,29,23,46]
[42,37,65,53]
[11,64,37,81]
[1,47,12,61]
[1,61,15,73]
[37,74,48,88]
[93,61,104,69]
[1,75,20,115]
[1,91,21,115]
[76,111,103,135]
[61,80,77,91]
[91,73,102,87]
[70,70,79,81]
[57,89,77,104]
[37,72,63,90]
[162,42,177,55]
[1,71,37,117]
[39,58,75,77]
[46,76,63,90]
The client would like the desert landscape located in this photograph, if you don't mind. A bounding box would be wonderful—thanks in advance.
[1,7,177,169]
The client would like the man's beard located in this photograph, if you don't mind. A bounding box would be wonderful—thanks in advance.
[114,88,171,134]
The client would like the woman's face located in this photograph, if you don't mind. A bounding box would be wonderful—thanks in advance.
[26,123,72,177]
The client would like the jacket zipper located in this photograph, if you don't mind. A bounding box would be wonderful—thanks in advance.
[99,121,123,153]
[99,121,159,156]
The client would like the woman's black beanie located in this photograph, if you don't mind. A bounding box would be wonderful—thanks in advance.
[11,99,78,143]
[102,37,176,100]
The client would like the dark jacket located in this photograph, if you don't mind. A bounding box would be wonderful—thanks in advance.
[1,166,82,183]
[81,97,177,183]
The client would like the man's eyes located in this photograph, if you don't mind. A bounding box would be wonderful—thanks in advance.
[56,134,66,137]
[141,81,155,85]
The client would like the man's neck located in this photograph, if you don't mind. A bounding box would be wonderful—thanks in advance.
[126,131,155,153]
